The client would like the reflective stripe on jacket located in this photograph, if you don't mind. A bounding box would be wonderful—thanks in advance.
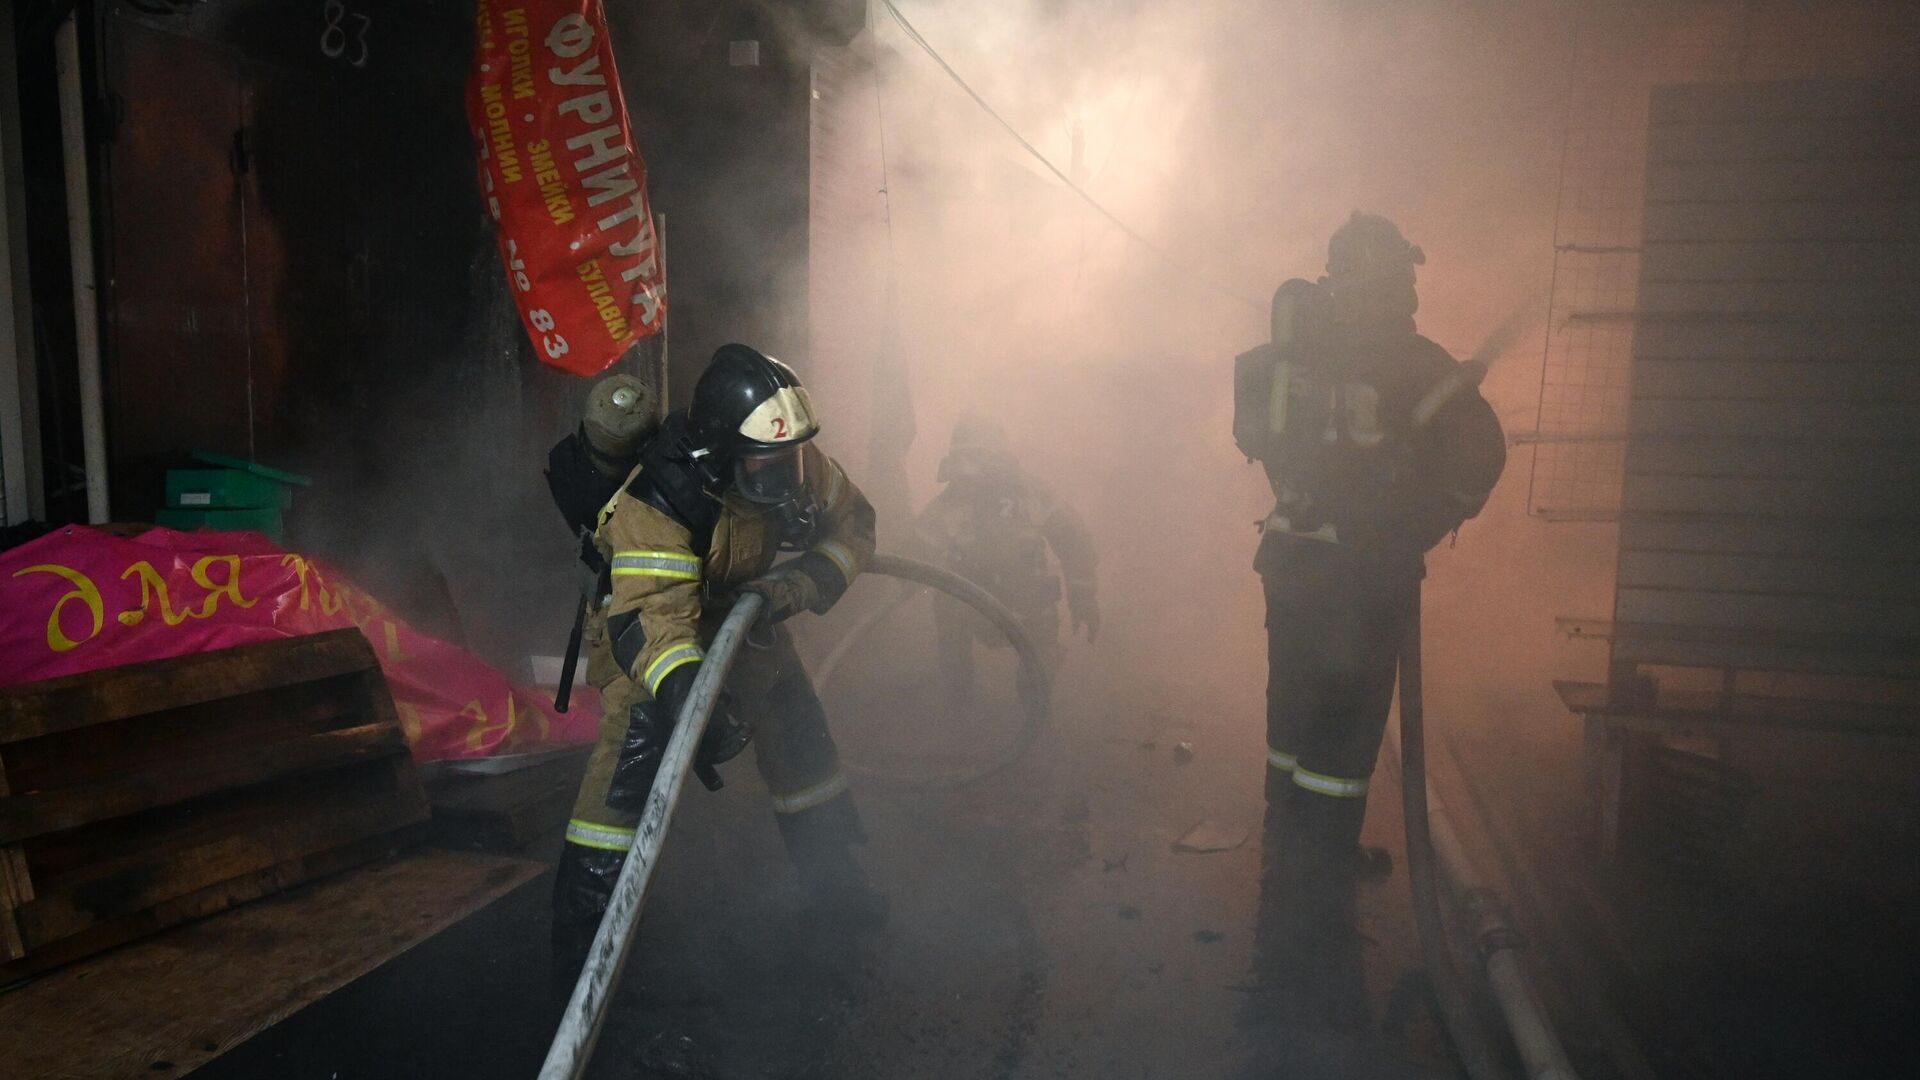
[598,443,876,692]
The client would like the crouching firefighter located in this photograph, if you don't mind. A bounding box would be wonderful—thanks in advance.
[1233,212,1505,922]
[548,344,887,976]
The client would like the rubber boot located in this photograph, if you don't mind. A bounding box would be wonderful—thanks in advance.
[1247,784,1373,1040]
[1248,782,1327,1034]
[1253,781,1341,972]
[1250,784,1367,994]
[775,791,889,931]
[1248,784,1291,1026]
[1293,788,1393,887]
[550,842,627,997]
[1315,789,1393,882]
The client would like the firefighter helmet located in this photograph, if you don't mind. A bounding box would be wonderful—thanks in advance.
[938,414,1015,484]
[688,344,821,504]
[1325,212,1424,325]
[1326,212,1424,280]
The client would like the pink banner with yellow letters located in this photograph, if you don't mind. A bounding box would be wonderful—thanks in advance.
[0,526,598,761]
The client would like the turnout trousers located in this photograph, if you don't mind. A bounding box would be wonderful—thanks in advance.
[1249,537,1415,1029]
[550,616,868,974]
[567,616,855,847]
[1257,537,1418,878]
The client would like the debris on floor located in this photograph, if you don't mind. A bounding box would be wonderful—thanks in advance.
[1173,819,1249,854]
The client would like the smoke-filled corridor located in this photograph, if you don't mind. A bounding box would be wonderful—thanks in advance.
[4,2,1920,1079]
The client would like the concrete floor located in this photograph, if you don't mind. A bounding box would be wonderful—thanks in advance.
[200,615,1461,1079]
[588,627,1453,1080]
[1454,721,1920,1080]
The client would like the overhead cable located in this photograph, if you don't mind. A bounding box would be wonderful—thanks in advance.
[878,0,1263,312]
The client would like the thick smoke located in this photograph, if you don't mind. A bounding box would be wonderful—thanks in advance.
[807,0,1603,743]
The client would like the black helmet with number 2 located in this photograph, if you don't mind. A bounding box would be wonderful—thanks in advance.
[688,344,821,504]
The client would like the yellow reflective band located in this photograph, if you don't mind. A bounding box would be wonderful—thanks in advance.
[644,643,704,694]
[1267,746,1298,772]
[611,550,701,581]
[1268,358,1293,437]
[813,539,858,582]
[1292,766,1370,798]
[565,818,636,851]
[770,771,850,814]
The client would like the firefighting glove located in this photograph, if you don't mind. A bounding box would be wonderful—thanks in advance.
[742,552,847,623]
[1067,584,1101,643]
[607,664,751,810]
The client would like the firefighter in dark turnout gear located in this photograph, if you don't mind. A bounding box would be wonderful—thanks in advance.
[549,345,885,976]
[913,416,1099,700]
[1234,214,1504,950]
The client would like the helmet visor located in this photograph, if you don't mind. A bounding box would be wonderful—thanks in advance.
[735,445,806,504]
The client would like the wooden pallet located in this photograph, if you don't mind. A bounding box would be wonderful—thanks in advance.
[0,629,429,986]
[427,746,590,853]
[0,848,543,1079]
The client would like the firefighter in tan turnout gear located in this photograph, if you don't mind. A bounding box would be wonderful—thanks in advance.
[1233,214,1506,1026]
[548,344,885,973]
[914,416,1099,700]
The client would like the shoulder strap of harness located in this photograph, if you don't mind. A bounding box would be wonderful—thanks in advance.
[624,412,723,555]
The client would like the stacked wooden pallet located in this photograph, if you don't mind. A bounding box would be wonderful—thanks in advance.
[427,746,590,853]
[0,629,429,985]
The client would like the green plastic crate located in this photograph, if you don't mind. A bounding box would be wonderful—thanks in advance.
[155,506,286,543]
[189,449,312,488]
[165,468,294,510]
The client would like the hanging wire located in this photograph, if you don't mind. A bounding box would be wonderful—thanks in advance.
[863,7,917,500]
[877,0,1262,313]
[869,9,897,263]
[1524,19,1584,516]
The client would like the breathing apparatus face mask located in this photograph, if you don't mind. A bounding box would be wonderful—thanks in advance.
[939,440,1016,487]
[735,445,807,505]
[734,446,821,550]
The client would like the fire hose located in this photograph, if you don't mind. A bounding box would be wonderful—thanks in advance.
[538,554,1050,1078]
[537,590,764,1080]
[1399,587,1511,1080]
[1394,325,1577,1079]
[1393,594,1579,1080]
[824,553,1052,790]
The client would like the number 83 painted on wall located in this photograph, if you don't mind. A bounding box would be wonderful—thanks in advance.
[320,0,372,68]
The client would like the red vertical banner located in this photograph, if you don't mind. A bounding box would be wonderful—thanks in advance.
[468,0,666,376]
